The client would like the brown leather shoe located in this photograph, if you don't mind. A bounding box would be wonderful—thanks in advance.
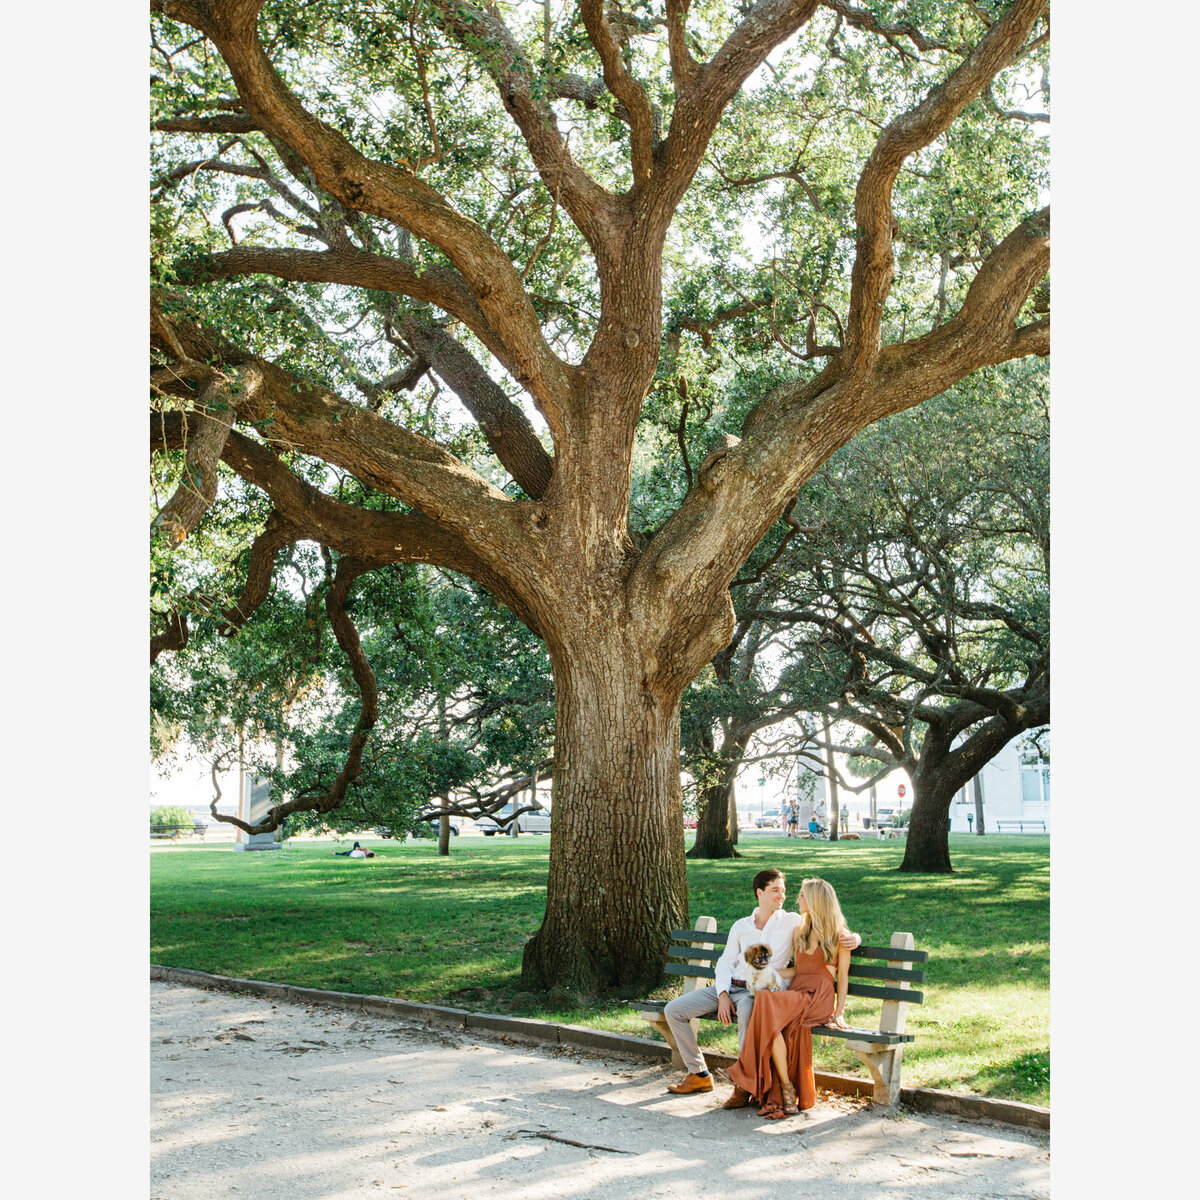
[667,1072,714,1094]
[722,1085,751,1109]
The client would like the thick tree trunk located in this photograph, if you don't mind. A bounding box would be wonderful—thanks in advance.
[688,776,741,858]
[688,733,749,859]
[899,765,958,872]
[899,704,1047,871]
[521,645,690,995]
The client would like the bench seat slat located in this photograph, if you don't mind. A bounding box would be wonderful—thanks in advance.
[810,1025,914,1044]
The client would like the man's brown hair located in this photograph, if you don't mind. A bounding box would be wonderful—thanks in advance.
[752,868,784,897]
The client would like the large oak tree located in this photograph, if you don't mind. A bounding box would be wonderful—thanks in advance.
[150,0,1049,991]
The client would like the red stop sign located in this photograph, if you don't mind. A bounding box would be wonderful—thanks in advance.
[897,784,907,797]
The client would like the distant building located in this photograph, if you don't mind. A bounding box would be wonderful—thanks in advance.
[950,736,1050,833]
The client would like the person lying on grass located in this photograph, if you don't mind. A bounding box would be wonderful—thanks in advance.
[332,841,376,858]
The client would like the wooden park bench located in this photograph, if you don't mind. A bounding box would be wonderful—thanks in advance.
[631,917,928,1106]
[995,819,1046,833]
[150,823,208,839]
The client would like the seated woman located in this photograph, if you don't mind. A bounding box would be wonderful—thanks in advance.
[726,877,852,1118]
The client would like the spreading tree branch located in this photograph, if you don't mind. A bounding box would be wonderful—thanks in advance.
[844,0,1047,375]
[152,0,574,435]
[213,556,381,834]
[579,0,657,185]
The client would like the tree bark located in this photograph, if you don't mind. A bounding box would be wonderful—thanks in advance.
[521,639,690,994]
[972,772,986,836]
[899,768,957,873]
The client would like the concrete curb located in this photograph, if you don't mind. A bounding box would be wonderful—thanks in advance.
[150,965,1048,1132]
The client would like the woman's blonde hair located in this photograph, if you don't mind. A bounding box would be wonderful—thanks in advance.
[793,877,847,964]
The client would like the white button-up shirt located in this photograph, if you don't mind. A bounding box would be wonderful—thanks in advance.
[713,907,803,995]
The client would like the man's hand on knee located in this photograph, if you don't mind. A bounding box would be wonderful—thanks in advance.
[717,991,734,1025]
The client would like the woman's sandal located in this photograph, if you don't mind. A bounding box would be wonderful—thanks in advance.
[781,1082,800,1116]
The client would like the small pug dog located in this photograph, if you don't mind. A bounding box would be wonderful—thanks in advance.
[742,943,787,995]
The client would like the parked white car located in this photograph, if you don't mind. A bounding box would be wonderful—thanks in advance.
[475,802,552,836]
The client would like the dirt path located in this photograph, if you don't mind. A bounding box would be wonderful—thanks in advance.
[151,981,1048,1199]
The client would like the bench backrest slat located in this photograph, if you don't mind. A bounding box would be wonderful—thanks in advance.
[665,962,716,980]
[847,982,924,1004]
[667,952,926,982]
[664,966,924,1005]
[850,945,928,963]
[669,931,927,965]
[666,946,724,962]
[670,928,730,945]
[848,962,925,985]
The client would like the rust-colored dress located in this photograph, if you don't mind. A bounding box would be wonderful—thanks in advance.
[726,943,835,1116]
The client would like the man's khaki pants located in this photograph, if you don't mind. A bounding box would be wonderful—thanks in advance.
[663,984,755,1075]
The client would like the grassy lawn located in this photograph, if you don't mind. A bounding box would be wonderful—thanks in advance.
[150,832,1049,1106]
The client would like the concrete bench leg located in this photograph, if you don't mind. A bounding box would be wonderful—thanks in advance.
[849,1043,903,1107]
[637,1012,689,1069]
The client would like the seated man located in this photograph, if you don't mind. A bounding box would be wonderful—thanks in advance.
[663,868,859,1106]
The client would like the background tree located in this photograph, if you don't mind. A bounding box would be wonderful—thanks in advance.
[675,354,1045,860]
[756,359,1049,871]
[681,528,827,859]
[150,0,1049,991]
[153,544,554,855]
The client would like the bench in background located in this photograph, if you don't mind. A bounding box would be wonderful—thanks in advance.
[150,823,208,839]
[995,820,1046,833]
